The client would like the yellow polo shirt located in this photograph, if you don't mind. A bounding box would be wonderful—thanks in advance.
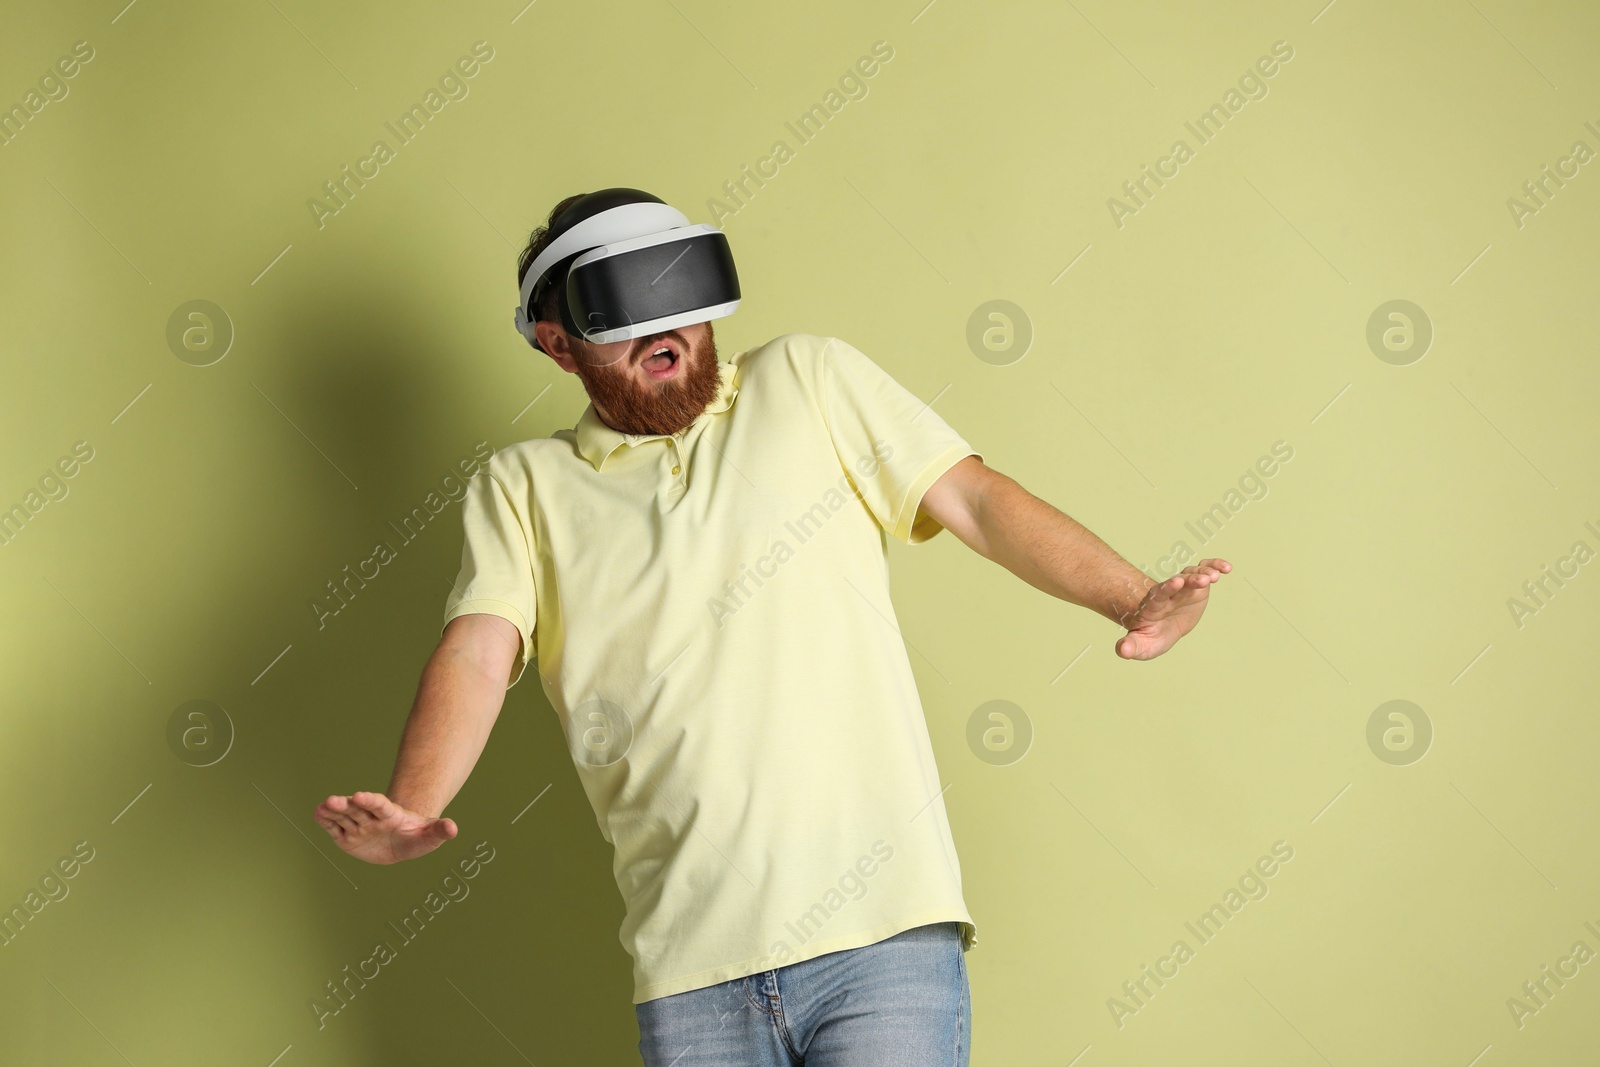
[442,332,980,1003]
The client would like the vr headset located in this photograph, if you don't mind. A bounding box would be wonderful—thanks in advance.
[514,188,741,354]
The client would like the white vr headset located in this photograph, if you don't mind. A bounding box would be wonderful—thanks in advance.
[514,189,741,353]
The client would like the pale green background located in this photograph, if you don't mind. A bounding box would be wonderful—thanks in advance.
[3,0,1598,1063]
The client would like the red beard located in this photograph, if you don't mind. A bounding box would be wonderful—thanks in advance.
[571,322,724,437]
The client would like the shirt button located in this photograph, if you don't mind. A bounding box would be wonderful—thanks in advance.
[671,465,682,475]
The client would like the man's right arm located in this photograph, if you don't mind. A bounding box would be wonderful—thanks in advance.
[313,612,522,865]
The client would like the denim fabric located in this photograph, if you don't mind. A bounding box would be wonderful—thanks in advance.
[636,921,970,1066]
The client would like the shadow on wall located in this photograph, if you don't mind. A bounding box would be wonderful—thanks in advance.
[235,271,639,1063]
[1,244,632,1064]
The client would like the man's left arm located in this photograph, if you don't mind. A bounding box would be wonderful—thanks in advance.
[917,455,1231,660]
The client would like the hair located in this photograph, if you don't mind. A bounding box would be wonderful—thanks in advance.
[517,192,587,328]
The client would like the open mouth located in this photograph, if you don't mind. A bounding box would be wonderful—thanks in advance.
[641,337,681,377]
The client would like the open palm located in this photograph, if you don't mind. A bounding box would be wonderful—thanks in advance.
[313,790,457,865]
[1115,558,1231,660]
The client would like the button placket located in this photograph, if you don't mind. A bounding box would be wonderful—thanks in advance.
[668,433,686,482]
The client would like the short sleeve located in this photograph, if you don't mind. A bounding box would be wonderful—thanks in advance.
[442,471,536,688]
[816,336,983,544]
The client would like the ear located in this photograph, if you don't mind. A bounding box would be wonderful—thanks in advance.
[533,320,580,373]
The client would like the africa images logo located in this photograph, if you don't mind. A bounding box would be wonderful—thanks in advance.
[306,42,495,230]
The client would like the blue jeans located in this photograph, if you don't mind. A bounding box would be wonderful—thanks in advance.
[636,921,970,1066]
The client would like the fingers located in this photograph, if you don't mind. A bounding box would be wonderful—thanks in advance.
[315,791,392,839]
[1149,571,1207,602]
[312,805,344,837]
[315,813,350,841]
[348,790,396,823]
[1136,566,1220,620]
[1185,558,1231,581]
[316,796,361,837]
[1144,560,1231,599]
[1170,558,1232,589]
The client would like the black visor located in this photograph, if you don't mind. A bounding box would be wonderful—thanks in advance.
[561,228,741,344]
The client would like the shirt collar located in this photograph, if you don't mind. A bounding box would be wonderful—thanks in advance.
[575,357,739,472]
